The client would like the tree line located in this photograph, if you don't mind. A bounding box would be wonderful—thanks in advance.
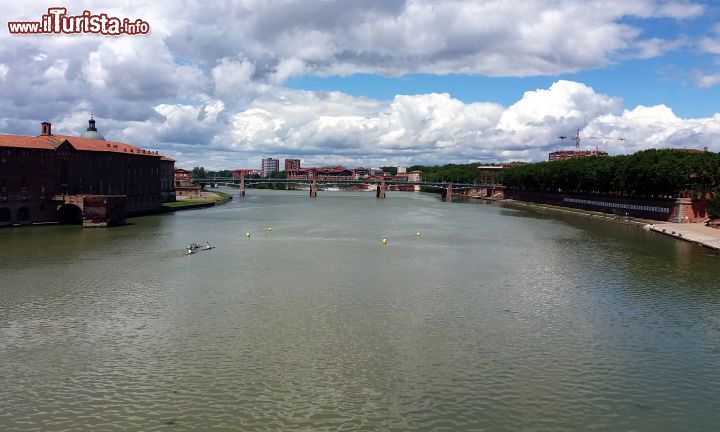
[500,149,720,200]
[192,167,235,178]
[408,163,485,183]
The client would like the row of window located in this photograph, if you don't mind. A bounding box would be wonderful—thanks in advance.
[564,198,670,214]
[0,207,32,223]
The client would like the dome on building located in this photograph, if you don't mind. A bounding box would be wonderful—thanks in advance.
[81,115,105,140]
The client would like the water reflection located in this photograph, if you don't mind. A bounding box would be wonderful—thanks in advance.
[1,190,719,431]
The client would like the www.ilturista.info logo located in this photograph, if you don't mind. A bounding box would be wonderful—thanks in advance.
[8,8,150,35]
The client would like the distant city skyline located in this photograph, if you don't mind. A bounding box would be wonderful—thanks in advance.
[2,1,720,169]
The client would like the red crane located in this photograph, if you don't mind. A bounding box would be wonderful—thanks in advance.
[559,129,625,155]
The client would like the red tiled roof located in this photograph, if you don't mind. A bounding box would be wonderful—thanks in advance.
[0,133,165,158]
[53,135,160,157]
[0,134,55,150]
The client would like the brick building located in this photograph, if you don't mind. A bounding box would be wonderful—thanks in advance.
[353,167,369,180]
[406,170,423,182]
[548,150,608,161]
[174,168,192,186]
[284,158,301,171]
[314,166,354,181]
[232,169,261,179]
[0,118,174,227]
[174,168,201,198]
[287,168,315,180]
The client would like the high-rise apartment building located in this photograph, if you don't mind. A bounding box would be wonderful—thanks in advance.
[261,158,280,176]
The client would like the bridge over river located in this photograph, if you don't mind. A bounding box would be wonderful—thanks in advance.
[193,176,502,201]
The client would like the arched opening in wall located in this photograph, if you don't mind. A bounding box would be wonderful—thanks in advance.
[0,207,10,225]
[17,207,30,224]
[56,204,82,224]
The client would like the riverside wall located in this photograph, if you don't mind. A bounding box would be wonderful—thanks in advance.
[504,189,708,222]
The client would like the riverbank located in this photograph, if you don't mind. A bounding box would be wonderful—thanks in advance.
[498,198,653,226]
[162,190,232,211]
[648,223,720,251]
[497,197,720,252]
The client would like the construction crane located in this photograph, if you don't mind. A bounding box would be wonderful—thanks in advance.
[559,129,625,154]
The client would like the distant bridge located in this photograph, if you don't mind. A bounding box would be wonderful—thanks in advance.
[192,176,501,201]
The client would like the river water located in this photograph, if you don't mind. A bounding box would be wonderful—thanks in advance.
[1,189,719,431]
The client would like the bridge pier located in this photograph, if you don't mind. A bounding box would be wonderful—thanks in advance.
[310,178,318,197]
[239,175,245,196]
[444,182,453,202]
[376,178,386,198]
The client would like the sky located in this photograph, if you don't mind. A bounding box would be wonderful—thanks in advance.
[2,0,720,170]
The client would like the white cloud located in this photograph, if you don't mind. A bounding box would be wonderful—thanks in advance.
[25,79,719,169]
[135,81,715,168]
[654,2,704,19]
[269,57,307,84]
[498,81,621,133]
[42,59,68,81]
[81,36,206,100]
[122,100,227,147]
[0,1,717,168]
[694,71,720,88]
[631,37,688,59]
[699,36,720,55]
[124,0,707,79]
[211,57,256,104]
[694,22,720,87]
[587,105,720,152]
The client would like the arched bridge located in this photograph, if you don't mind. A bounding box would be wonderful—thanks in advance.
[192,176,501,201]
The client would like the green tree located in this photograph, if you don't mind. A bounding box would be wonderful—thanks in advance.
[269,170,288,179]
[192,167,207,178]
[207,170,233,178]
[380,166,398,176]
[408,163,482,183]
[500,149,720,199]
[709,195,720,219]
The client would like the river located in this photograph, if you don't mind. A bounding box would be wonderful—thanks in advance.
[1,189,719,431]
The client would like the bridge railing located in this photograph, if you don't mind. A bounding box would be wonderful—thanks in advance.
[192,177,495,189]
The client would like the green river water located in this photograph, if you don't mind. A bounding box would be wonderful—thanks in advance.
[1,189,719,431]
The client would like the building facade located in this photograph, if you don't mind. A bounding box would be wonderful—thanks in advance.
[261,158,279,177]
[314,166,354,181]
[287,168,315,180]
[406,170,423,182]
[174,168,201,198]
[0,119,174,227]
[284,159,301,171]
[549,150,608,161]
[174,168,192,186]
[353,167,369,180]
[232,169,261,179]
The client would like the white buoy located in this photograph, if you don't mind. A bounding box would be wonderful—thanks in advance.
[416,232,421,237]
[246,232,251,237]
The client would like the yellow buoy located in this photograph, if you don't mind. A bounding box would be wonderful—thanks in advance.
[267,227,272,232]
[382,238,387,245]
[416,232,421,237]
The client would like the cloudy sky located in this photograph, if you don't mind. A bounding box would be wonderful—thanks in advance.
[2,0,720,169]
